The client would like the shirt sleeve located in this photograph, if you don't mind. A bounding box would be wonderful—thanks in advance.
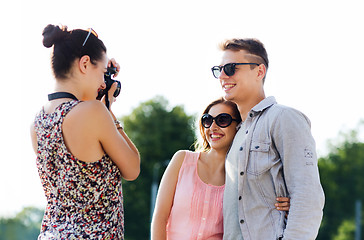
[272,107,325,240]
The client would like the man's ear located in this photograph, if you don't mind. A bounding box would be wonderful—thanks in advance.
[79,55,91,74]
[256,64,266,82]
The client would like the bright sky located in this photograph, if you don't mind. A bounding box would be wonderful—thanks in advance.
[1,0,363,216]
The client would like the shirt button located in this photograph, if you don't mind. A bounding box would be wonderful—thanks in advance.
[246,130,248,134]
[239,196,242,200]
[249,113,253,117]
[240,171,244,176]
[240,219,245,224]
[239,146,243,151]
[202,218,206,221]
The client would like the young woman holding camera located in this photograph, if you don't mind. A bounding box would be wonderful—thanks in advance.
[30,24,140,239]
[151,98,289,240]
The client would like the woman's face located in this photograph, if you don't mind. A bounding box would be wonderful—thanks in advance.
[204,103,238,153]
[85,53,108,100]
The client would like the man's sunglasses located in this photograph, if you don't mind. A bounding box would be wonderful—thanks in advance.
[82,28,98,47]
[211,62,260,79]
[201,113,239,128]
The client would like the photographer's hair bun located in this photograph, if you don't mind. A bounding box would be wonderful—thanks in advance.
[42,24,68,48]
[43,23,107,80]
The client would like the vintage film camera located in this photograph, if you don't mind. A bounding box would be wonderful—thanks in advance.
[96,65,121,101]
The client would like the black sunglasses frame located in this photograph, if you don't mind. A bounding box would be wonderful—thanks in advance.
[201,113,239,128]
[211,62,260,79]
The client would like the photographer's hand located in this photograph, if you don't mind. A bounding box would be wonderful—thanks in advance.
[101,82,119,109]
[108,58,120,77]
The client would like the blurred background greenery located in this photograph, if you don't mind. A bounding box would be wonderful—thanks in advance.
[1,96,363,240]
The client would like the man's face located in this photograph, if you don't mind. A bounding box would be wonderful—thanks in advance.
[219,50,262,104]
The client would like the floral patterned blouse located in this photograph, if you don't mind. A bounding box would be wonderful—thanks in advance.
[34,100,124,239]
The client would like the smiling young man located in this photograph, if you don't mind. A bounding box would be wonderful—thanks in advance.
[212,38,325,240]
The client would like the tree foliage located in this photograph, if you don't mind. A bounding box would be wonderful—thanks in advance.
[332,219,355,240]
[317,122,364,240]
[120,96,196,240]
[0,206,43,240]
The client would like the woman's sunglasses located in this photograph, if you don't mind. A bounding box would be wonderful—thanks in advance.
[201,113,239,128]
[211,62,260,79]
[82,28,98,47]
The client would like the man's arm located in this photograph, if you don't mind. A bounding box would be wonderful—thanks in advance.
[272,107,325,240]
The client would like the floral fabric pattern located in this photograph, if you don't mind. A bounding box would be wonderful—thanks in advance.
[34,100,124,239]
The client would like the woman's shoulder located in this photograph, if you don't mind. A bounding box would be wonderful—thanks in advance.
[63,100,111,134]
[172,150,198,160]
[168,150,187,167]
[68,100,109,120]
[170,150,199,167]
[170,150,187,164]
[73,100,107,113]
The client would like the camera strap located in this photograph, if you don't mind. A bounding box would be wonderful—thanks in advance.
[48,92,111,111]
[104,92,110,110]
[48,92,78,101]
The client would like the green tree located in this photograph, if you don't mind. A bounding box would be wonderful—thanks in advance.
[317,121,364,240]
[333,219,355,240]
[120,96,196,240]
[0,206,43,240]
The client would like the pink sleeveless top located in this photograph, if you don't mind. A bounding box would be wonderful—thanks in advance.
[166,151,224,240]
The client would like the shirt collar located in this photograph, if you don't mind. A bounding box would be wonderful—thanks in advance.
[251,96,277,113]
[238,96,277,127]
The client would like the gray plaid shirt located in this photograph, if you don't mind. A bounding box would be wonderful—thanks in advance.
[223,96,325,240]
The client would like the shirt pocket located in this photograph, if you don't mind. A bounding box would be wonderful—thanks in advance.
[247,140,272,175]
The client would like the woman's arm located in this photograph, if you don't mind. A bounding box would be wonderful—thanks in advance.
[96,76,140,180]
[151,150,186,240]
[92,101,140,180]
[109,110,139,157]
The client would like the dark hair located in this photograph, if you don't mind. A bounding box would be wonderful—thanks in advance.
[195,98,242,152]
[42,24,107,80]
[220,38,269,82]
